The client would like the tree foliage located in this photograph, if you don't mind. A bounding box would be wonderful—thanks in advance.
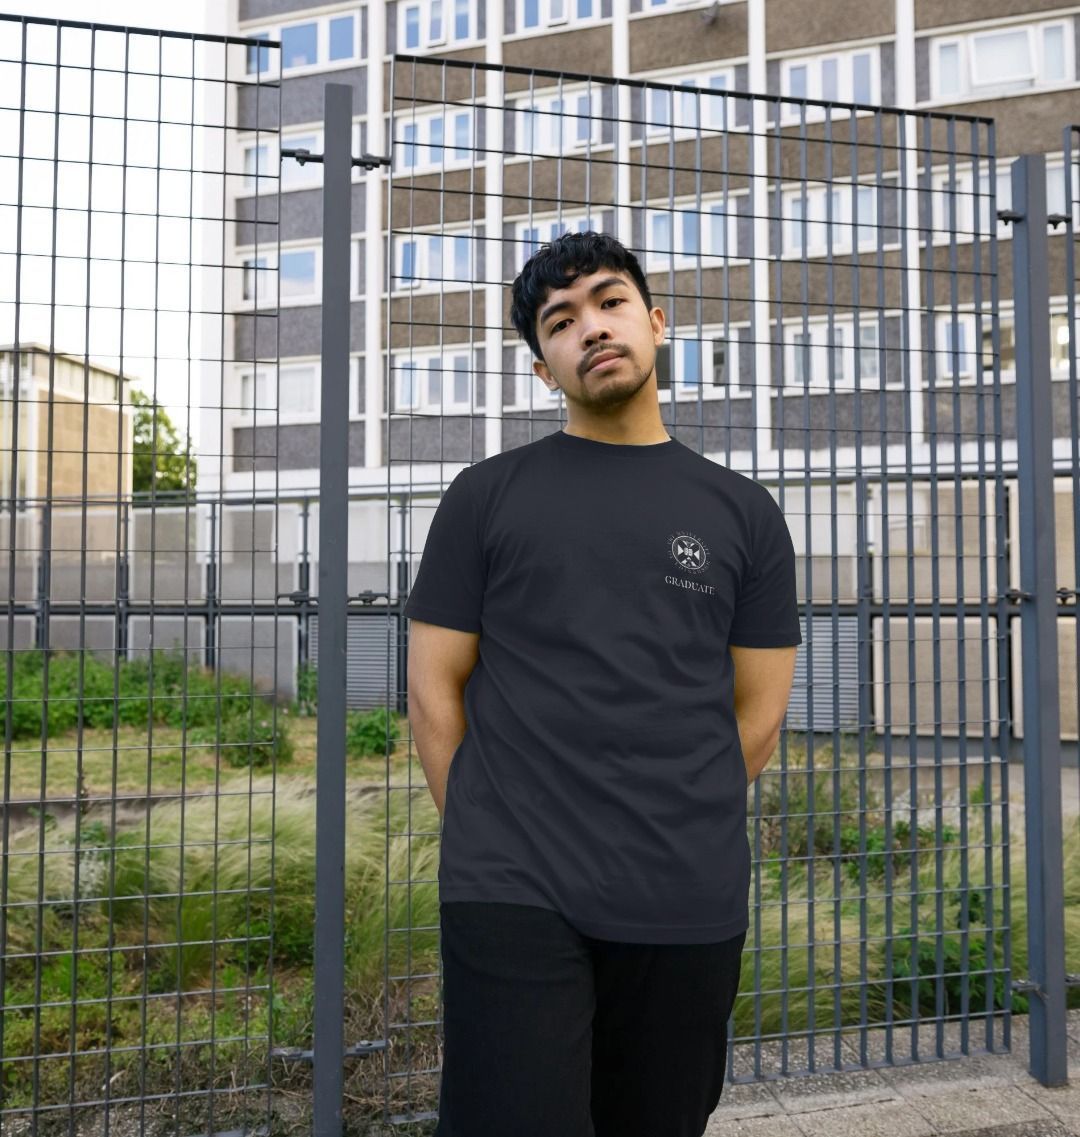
[131,389,197,496]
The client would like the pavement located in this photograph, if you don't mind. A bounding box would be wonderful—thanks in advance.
[705,1008,1080,1137]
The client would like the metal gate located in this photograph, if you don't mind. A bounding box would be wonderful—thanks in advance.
[383,53,1074,1129]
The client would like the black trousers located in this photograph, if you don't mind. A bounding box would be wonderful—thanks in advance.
[433,900,746,1137]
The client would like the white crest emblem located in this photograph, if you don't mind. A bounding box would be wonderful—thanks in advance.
[668,531,710,574]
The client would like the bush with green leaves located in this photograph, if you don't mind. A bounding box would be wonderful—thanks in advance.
[0,649,293,767]
[346,705,400,759]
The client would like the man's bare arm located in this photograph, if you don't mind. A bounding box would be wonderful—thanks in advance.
[406,619,481,819]
[729,644,798,785]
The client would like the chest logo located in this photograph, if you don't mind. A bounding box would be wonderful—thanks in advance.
[668,531,710,574]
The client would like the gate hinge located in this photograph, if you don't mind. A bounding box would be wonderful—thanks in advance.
[271,1038,387,1065]
[1004,589,1033,603]
[996,209,1023,224]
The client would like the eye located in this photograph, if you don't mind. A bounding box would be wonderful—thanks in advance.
[550,297,624,335]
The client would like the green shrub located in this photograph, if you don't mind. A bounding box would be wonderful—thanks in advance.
[295,662,318,716]
[346,705,399,759]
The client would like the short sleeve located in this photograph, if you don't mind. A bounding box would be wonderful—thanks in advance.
[727,487,803,648]
[403,469,484,634]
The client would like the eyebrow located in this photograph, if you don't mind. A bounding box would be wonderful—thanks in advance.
[538,275,629,332]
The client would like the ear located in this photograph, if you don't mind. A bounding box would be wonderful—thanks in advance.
[650,305,666,346]
[533,357,556,389]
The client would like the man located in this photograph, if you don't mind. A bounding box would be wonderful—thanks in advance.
[405,231,801,1137]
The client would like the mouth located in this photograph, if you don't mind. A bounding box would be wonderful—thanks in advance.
[586,351,623,373]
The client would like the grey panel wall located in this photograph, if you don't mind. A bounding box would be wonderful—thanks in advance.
[218,615,298,699]
[236,182,367,247]
[785,615,860,731]
[233,422,367,472]
[310,613,399,710]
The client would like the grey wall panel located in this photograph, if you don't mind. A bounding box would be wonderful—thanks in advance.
[310,612,399,709]
[237,83,280,134]
[236,183,367,248]
[218,615,298,699]
[873,615,1000,738]
[127,616,207,663]
[130,507,204,603]
[47,616,117,659]
[0,617,35,652]
[278,68,367,127]
[387,0,397,54]
[504,0,515,36]
[233,423,366,472]
[784,616,860,731]
[279,305,323,357]
[915,36,930,104]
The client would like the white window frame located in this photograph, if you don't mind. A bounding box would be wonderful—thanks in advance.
[644,195,741,271]
[643,67,737,137]
[242,9,363,79]
[781,316,891,392]
[779,46,881,125]
[512,343,564,409]
[927,18,1075,103]
[391,229,476,293]
[658,326,748,399]
[238,360,322,422]
[511,87,603,157]
[929,156,1075,243]
[935,312,978,385]
[513,211,608,269]
[393,347,475,413]
[514,0,604,34]
[634,0,723,14]
[238,245,321,308]
[393,108,476,174]
[399,0,477,51]
[781,181,886,258]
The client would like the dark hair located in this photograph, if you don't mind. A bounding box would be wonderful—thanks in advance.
[509,231,653,362]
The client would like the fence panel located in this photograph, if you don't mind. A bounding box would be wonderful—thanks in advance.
[386,54,1018,1127]
[0,16,287,1135]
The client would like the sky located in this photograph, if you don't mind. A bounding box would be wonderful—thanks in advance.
[2,1,227,445]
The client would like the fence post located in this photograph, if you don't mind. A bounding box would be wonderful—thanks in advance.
[1009,153,1068,1088]
[312,81,353,1136]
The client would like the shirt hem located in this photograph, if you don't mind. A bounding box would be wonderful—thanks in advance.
[438,882,749,944]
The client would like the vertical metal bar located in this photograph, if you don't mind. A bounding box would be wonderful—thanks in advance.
[1010,152,1068,1089]
[313,80,354,1137]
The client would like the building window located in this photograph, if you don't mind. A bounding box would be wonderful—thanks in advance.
[246,32,271,76]
[401,0,475,49]
[513,344,563,406]
[240,363,320,419]
[782,183,882,257]
[780,47,879,122]
[930,19,1074,101]
[655,330,743,396]
[645,69,736,136]
[395,109,475,173]
[280,249,318,300]
[645,198,739,270]
[929,158,1075,241]
[243,143,271,189]
[243,11,363,75]
[280,133,322,191]
[394,349,474,412]
[514,88,601,155]
[783,318,884,391]
[515,212,606,267]
[393,230,475,290]
[518,0,602,32]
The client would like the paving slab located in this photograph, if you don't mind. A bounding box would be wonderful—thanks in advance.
[790,1098,936,1137]
[890,1082,1058,1134]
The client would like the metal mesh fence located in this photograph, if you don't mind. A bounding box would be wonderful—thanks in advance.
[384,53,1038,1123]
[0,15,287,1135]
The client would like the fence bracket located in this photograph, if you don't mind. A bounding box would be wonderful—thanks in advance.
[271,1039,388,1065]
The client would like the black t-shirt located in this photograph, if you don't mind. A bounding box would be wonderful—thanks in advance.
[403,428,802,943]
